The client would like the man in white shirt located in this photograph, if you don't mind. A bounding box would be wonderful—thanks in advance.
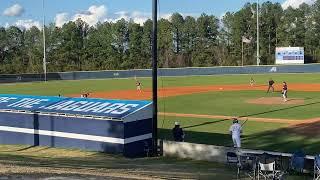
[229,118,242,148]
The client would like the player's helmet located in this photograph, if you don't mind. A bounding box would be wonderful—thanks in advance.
[233,118,238,124]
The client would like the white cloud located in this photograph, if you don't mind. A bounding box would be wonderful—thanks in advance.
[3,4,24,17]
[72,5,106,26]
[55,13,69,27]
[53,4,198,27]
[14,19,41,30]
[54,5,106,27]
[282,0,315,9]
[106,11,151,25]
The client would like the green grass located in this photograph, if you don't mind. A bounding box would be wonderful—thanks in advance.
[159,90,320,119]
[159,116,320,154]
[0,144,239,179]
[1,73,320,95]
[0,73,320,153]
[0,144,314,179]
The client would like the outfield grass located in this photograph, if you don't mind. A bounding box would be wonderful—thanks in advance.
[0,73,319,154]
[1,73,320,95]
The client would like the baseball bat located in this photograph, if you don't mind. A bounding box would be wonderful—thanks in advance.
[241,117,249,127]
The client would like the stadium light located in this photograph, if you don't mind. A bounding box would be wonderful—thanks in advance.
[42,0,47,81]
[152,0,158,156]
[256,0,260,66]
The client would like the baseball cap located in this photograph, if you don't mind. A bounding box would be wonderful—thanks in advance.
[175,122,180,125]
[232,118,238,123]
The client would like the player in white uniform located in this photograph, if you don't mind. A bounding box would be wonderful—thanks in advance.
[229,118,242,148]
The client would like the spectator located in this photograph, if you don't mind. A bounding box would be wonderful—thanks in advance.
[172,122,185,142]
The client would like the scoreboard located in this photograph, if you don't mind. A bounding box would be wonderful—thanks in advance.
[275,47,304,64]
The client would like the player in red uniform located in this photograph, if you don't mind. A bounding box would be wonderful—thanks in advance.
[282,81,288,102]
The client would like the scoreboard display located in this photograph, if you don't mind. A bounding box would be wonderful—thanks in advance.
[275,47,304,64]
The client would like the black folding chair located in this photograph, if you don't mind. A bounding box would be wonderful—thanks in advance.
[226,152,241,179]
[314,154,320,180]
[239,154,258,179]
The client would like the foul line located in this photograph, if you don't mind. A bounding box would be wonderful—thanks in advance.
[159,112,320,125]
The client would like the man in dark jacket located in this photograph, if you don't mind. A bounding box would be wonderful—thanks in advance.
[172,122,185,142]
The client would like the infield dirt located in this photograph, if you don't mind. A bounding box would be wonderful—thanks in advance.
[70,83,320,100]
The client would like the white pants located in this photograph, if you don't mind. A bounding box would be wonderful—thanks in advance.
[232,136,241,148]
[282,90,287,98]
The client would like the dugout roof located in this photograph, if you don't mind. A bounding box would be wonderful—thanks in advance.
[0,94,152,120]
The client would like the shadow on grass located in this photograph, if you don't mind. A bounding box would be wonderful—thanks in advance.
[0,150,237,179]
[159,127,320,155]
[159,129,233,147]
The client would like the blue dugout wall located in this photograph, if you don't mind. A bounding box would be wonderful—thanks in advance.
[2,64,320,83]
[0,94,152,157]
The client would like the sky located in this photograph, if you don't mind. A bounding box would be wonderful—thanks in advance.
[0,0,316,29]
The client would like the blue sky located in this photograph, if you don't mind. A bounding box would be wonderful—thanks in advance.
[0,0,313,29]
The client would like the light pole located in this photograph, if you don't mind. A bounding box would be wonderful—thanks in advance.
[256,0,260,65]
[151,0,158,156]
[42,0,47,81]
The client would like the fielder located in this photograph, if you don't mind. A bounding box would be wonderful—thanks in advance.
[229,118,242,148]
[250,77,255,87]
[282,81,288,102]
[80,92,89,98]
[136,80,142,92]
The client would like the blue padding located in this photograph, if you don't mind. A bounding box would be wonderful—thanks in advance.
[0,112,34,129]
[38,114,124,138]
[124,138,152,157]
[0,131,35,145]
[38,135,124,153]
[0,94,151,119]
[124,118,152,138]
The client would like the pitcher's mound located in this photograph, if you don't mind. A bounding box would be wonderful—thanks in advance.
[247,97,304,105]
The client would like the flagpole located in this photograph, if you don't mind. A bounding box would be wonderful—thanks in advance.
[256,0,260,66]
[42,0,47,81]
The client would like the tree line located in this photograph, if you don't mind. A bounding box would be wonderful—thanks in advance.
[1,1,320,74]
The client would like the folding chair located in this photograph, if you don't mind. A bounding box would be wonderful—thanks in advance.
[239,154,257,179]
[226,152,241,179]
[258,161,276,180]
[290,150,305,173]
[314,154,320,180]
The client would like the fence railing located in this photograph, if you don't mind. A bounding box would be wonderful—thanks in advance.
[1,64,320,83]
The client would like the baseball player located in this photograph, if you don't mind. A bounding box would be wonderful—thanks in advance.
[267,78,275,93]
[80,92,89,98]
[282,81,288,102]
[136,80,142,92]
[172,122,185,142]
[250,77,255,87]
[229,118,242,148]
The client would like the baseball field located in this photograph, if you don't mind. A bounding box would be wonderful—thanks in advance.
[1,73,319,154]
